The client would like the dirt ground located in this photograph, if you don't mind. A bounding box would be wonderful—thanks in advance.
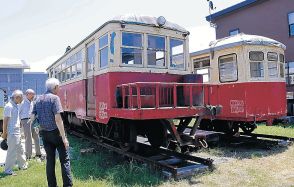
[161,140,294,187]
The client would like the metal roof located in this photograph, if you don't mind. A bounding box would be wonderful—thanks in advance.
[47,14,188,70]
[0,58,30,69]
[190,33,286,56]
[206,0,269,22]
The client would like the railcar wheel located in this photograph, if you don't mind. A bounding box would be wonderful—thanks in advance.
[146,120,167,149]
[240,123,256,134]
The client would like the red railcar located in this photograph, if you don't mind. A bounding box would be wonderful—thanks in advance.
[191,33,287,134]
[47,15,218,149]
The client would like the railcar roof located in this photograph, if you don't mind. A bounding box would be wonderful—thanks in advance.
[190,33,286,56]
[47,15,188,70]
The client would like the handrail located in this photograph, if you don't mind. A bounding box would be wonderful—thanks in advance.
[117,82,214,109]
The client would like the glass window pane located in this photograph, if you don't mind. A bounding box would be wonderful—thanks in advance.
[100,47,108,68]
[290,24,294,36]
[121,48,142,65]
[76,51,82,63]
[148,35,165,50]
[170,39,184,69]
[280,63,285,78]
[147,35,165,66]
[279,54,285,62]
[110,32,116,55]
[71,65,76,78]
[249,51,264,61]
[62,70,66,82]
[87,44,95,71]
[219,54,238,82]
[99,35,108,48]
[267,52,278,61]
[66,68,71,80]
[122,32,142,47]
[147,50,165,66]
[77,62,82,76]
[268,62,278,78]
[250,62,264,78]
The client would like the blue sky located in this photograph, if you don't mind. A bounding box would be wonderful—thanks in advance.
[0,0,243,72]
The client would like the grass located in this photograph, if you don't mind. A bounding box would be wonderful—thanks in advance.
[0,136,162,187]
[0,124,293,187]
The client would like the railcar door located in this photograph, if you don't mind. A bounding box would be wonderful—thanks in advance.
[86,42,96,117]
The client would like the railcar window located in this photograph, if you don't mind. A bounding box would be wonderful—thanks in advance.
[250,62,264,78]
[76,62,82,76]
[218,54,238,82]
[66,68,71,80]
[87,43,96,72]
[99,34,109,68]
[170,39,184,69]
[249,51,264,78]
[268,62,278,78]
[267,52,278,61]
[122,32,143,65]
[249,51,264,61]
[193,56,210,69]
[110,32,116,63]
[71,65,76,78]
[193,56,210,83]
[267,52,278,78]
[147,35,165,67]
[280,54,285,78]
[61,70,66,82]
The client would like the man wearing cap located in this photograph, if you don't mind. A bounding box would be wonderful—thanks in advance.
[1,90,27,176]
[19,89,41,159]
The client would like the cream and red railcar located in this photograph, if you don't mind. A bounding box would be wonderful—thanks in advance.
[47,15,217,149]
[191,33,287,134]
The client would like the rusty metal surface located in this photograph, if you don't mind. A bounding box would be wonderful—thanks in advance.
[68,130,213,179]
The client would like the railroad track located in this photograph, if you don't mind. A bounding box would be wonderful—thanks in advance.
[67,130,213,179]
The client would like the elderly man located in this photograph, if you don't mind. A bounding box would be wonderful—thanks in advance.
[19,89,41,159]
[31,78,73,187]
[2,90,27,176]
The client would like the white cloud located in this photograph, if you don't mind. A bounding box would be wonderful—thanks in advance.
[187,24,216,53]
[25,55,60,72]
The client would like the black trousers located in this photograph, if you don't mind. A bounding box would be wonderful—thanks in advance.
[42,129,73,187]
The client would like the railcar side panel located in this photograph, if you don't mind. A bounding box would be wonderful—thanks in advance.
[206,82,286,122]
[59,80,87,117]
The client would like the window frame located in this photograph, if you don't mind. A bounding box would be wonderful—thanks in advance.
[288,12,294,37]
[218,53,238,83]
[267,52,278,78]
[229,28,240,36]
[249,51,265,79]
[169,38,185,70]
[147,34,167,68]
[193,56,211,83]
[121,31,144,67]
[99,33,109,69]
[86,42,96,72]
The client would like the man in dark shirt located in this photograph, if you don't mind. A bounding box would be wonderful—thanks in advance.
[30,78,73,187]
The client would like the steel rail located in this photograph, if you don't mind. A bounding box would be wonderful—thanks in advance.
[67,130,213,179]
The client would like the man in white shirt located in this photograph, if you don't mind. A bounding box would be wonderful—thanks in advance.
[19,89,41,159]
[2,90,27,176]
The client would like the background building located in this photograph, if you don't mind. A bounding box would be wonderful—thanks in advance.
[205,0,294,115]
[0,58,48,96]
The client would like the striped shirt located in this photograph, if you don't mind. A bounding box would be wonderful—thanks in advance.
[32,91,63,131]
